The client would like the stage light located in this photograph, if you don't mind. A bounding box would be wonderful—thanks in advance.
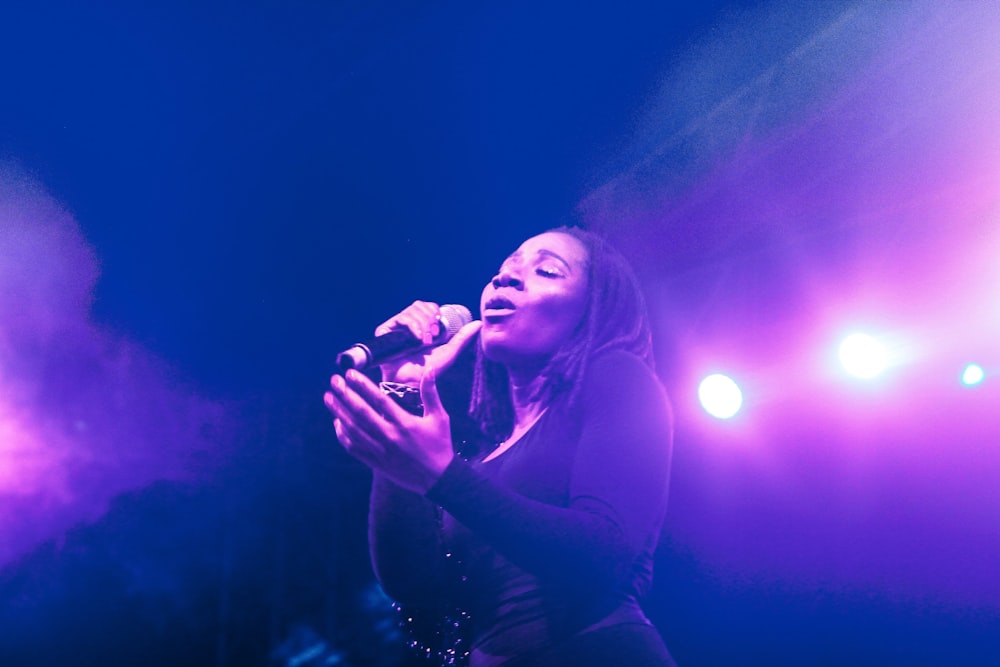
[838,333,888,379]
[698,373,743,419]
[961,363,985,386]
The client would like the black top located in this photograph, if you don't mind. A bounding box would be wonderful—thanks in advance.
[369,349,674,666]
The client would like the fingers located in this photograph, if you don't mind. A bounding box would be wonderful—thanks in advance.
[435,320,483,373]
[326,372,401,438]
[344,369,406,424]
[326,376,399,467]
[375,300,441,345]
[419,320,481,416]
[419,366,443,417]
[332,417,351,446]
[333,415,386,469]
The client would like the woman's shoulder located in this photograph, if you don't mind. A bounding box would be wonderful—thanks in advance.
[575,348,674,449]
[579,349,671,415]
[584,348,662,390]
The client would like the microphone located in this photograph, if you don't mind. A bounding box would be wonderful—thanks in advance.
[336,304,473,371]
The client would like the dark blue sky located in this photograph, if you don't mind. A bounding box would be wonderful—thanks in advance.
[1,1,731,395]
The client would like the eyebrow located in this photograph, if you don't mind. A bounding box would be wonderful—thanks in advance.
[506,248,574,273]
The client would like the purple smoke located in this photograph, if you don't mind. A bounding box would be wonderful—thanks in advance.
[0,163,234,570]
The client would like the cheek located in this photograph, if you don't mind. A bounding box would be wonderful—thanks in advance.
[537,290,587,336]
[549,281,587,315]
[479,285,490,311]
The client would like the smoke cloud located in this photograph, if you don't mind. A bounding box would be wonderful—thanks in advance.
[0,162,234,569]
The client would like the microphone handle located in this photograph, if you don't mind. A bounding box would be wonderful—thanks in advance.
[337,329,419,372]
[336,304,472,372]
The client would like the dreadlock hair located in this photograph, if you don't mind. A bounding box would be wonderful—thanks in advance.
[469,226,654,445]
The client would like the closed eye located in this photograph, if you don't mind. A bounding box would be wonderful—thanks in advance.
[536,265,563,278]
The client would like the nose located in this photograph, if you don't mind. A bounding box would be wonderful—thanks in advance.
[491,266,523,289]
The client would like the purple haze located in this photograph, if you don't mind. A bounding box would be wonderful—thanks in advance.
[581,1,1000,614]
[0,163,234,570]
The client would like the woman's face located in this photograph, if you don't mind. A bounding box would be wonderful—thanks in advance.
[479,231,589,368]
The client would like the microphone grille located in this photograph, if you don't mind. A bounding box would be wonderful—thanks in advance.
[439,304,473,339]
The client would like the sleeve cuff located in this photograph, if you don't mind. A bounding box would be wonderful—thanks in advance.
[426,455,473,505]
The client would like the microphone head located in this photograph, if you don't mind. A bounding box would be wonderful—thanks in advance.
[438,304,473,340]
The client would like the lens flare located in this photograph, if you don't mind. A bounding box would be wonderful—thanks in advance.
[698,373,743,419]
[838,333,888,379]
[961,363,985,386]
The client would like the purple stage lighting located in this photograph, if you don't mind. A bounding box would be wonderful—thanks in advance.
[961,363,985,387]
[838,333,888,379]
[698,373,743,419]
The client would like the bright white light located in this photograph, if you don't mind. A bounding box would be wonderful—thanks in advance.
[839,333,888,379]
[698,374,743,419]
[961,363,985,386]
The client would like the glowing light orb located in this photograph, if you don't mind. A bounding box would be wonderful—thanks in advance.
[838,333,888,379]
[961,363,985,386]
[698,373,743,419]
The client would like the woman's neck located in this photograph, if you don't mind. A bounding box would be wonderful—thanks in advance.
[507,366,548,429]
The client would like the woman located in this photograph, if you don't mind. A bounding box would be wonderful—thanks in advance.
[324,227,676,666]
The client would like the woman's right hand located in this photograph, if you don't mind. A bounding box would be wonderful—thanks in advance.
[376,300,475,385]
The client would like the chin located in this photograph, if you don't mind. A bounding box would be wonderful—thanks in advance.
[480,338,515,364]
[481,338,549,369]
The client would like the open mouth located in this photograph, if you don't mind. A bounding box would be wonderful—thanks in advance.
[483,295,516,317]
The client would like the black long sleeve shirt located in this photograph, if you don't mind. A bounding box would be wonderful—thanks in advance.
[369,349,674,665]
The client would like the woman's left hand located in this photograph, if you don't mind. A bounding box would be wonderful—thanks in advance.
[323,320,482,494]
